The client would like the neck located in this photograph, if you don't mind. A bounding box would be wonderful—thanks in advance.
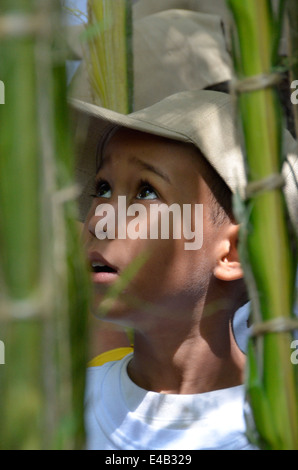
[127,307,245,395]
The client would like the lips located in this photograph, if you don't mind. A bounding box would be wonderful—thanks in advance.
[88,252,119,284]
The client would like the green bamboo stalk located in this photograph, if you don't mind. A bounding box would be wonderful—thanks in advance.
[0,0,89,450]
[49,10,90,448]
[227,0,298,450]
[287,0,298,137]
[84,0,134,113]
[0,0,40,302]
[0,0,43,450]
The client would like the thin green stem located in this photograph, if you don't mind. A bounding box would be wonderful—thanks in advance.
[228,0,298,450]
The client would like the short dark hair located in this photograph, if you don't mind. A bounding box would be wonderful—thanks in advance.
[192,145,235,226]
[205,166,234,226]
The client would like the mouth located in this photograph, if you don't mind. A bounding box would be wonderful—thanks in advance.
[88,252,119,284]
[91,262,118,274]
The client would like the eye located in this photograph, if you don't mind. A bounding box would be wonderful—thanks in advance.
[93,179,112,199]
[136,181,158,200]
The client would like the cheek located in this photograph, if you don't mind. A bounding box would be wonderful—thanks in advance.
[126,237,210,302]
[80,219,93,256]
[81,219,89,240]
[90,237,212,324]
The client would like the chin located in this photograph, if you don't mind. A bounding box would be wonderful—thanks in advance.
[91,293,139,327]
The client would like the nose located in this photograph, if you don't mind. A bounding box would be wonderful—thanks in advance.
[87,201,109,238]
[86,217,96,239]
[86,196,129,240]
[88,197,126,240]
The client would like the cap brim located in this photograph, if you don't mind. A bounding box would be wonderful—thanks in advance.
[71,96,194,221]
[71,89,297,235]
[71,90,247,220]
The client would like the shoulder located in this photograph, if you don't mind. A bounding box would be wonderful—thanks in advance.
[85,348,133,402]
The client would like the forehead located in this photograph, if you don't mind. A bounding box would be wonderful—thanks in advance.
[100,127,202,173]
[98,128,217,206]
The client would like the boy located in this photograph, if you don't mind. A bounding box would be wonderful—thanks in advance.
[72,89,297,450]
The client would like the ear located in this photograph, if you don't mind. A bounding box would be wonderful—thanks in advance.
[213,224,244,282]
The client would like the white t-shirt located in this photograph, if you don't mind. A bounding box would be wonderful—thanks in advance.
[85,352,257,450]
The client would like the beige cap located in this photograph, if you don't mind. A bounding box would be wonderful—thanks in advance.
[71,89,297,234]
[133,0,230,27]
[133,0,288,54]
[68,9,232,111]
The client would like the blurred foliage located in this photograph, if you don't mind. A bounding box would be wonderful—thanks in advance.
[84,0,133,113]
[227,0,298,450]
[0,0,90,449]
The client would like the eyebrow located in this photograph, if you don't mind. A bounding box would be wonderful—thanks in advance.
[98,154,172,185]
[129,156,172,185]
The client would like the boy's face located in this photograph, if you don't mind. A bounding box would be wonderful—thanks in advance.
[82,128,229,328]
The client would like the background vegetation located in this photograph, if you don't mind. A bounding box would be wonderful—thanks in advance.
[0,0,90,450]
[227,0,297,450]
[0,0,296,450]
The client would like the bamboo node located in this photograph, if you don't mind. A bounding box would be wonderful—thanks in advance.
[0,297,49,321]
[0,12,52,38]
[231,72,282,94]
[52,184,82,205]
[251,317,298,337]
[245,173,285,199]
